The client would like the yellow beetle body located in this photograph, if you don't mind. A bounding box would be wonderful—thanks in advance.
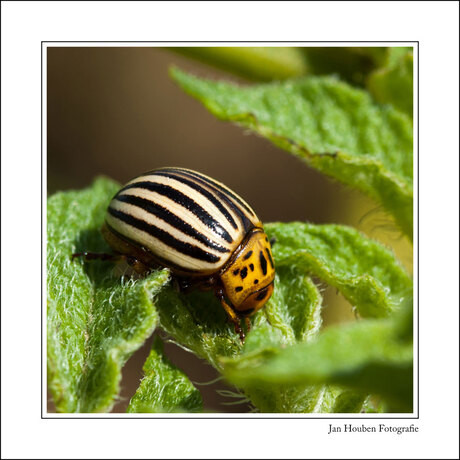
[221,228,275,315]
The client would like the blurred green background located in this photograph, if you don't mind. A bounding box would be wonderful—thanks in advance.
[47,47,412,413]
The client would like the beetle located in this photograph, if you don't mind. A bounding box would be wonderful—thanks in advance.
[73,167,275,342]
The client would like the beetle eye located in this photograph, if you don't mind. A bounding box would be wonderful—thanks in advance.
[237,282,274,315]
[254,287,269,302]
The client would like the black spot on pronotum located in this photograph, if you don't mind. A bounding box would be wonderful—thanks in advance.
[254,279,259,285]
[259,251,268,275]
[240,267,248,279]
[255,288,268,301]
[265,248,275,269]
[249,263,254,271]
[233,269,240,276]
[235,286,243,293]
[243,250,253,260]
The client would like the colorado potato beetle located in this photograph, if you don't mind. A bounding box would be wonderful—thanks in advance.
[73,167,275,342]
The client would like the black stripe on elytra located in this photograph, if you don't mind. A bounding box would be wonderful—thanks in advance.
[108,207,220,263]
[259,250,268,275]
[168,168,255,233]
[220,192,254,234]
[182,172,255,233]
[265,248,275,268]
[235,286,243,292]
[177,168,256,217]
[240,267,248,279]
[243,250,253,260]
[154,170,238,230]
[179,171,254,234]
[104,222,202,274]
[120,181,233,244]
[114,194,229,253]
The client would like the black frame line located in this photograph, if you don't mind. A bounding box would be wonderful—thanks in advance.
[42,40,419,420]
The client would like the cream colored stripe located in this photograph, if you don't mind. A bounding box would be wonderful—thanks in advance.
[173,167,258,219]
[109,199,231,257]
[125,174,243,242]
[117,187,236,253]
[175,171,261,230]
[171,168,261,228]
[105,212,226,272]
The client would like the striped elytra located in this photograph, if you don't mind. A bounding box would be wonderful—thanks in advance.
[81,167,275,343]
[105,167,261,275]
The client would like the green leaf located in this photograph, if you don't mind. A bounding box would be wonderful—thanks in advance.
[385,47,414,67]
[345,47,389,66]
[170,47,309,81]
[368,50,413,117]
[239,267,326,412]
[300,47,383,86]
[156,265,332,413]
[222,309,413,412]
[171,68,413,238]
[220,223,413,413]
[47,178,412,414]
[47,178,171,412]
[127,336,203,413]
[242,384,350,414]
[246,265,323,349]
[154,264,322,367]
[156,263,369,413]
[331,390,368,413]
[154,288,242,370]
[266,223,412,318]
[170,47,389,86]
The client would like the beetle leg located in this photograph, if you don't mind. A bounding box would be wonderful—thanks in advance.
[269,237,277,248]
[72,252,150,275]
[125,256,151,274]
[197,276,217,292]
[215,289,245,343]
[174,276,216,294]
[245,316,251,334]
[173,277,194,293]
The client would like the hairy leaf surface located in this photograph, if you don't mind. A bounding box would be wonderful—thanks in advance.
[223,305,413,412]
[266,222,412,318]
[368,49,413,117]
[127,336,203,413]
[171,68,413,238]
[47,178,170,412]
